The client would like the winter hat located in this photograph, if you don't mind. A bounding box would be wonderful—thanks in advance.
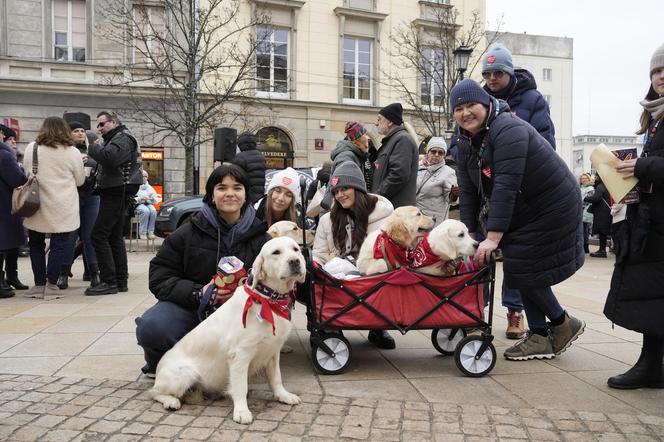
[450,79,492,109]
[1,126,16,139]
[237,132,256,148]
[426,137,447,154]
[650,43,664,76]
[267,167,301,203]
[379,103,404,126]
[68,121,85,131]
[482,44,514,76]
[344,121,366,141]
[330,161,367,195]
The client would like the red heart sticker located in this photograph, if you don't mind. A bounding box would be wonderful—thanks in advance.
[487,55,496,65]
[331,176,339,186]
[282,176,292,186]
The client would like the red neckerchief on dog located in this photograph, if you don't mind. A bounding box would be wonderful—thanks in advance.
[242,281,294,336]
[409,234,439,269]
[373,230,411,270]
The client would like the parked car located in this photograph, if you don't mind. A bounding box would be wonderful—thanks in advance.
[154,167,320,238]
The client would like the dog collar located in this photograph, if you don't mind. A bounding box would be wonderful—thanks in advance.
[373,230,411,270]
[242,283,293,335]
[409,234,439,269]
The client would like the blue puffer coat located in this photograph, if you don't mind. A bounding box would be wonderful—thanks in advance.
[456,99,583,289]
[0,142,27,250]
[484,68,556,149]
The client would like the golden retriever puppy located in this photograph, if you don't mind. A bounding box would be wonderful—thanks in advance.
[150,237,306,424]
[267,220,314,246]
[410,219,479,276]
[357,206,434,275]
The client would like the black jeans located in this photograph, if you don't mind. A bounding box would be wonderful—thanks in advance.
[92,186,137,286]
[0,249,19,277]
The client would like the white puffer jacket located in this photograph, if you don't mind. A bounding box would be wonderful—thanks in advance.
[415,162,457,227]
[313,194,393,264]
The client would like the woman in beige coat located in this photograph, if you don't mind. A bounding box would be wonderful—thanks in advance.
[23,117,85,299]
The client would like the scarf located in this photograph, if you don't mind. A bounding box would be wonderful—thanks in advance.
[640,96,664,121]
[373,230,411,270]
[201,203,256,249]
[409,235,440,269]
[242,283,293,335]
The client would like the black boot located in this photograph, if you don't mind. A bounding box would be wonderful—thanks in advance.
[82,268,90,282]
[85,282,118,296]
[88,264,101,288]
[6,273,28,290]
[368,329,396,350]
[590,250,607,258]
[0,271,15,298]
[608,334,664,389]
[56,268,70,290]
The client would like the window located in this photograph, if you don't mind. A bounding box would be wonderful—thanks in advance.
[256,27,289,96]
[420,48,445,108]
[345,0,373,9]
[343,37,372,103]
[133,5,166,65]
[53,0,86,62]
[543,68,552,81]
[256,126,294,169]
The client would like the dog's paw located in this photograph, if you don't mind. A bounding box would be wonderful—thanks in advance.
[233,408,253,424]
[156,395,181,411]
[280,345,294,354]
[276,391,301,405]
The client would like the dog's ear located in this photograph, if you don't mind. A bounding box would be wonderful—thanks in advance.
[432,226,456,261]
[267,226,278,238]
[251,254,266,288]
[388,216,412,247]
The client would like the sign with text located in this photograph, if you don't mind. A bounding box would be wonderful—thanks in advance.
[314,138,324,150]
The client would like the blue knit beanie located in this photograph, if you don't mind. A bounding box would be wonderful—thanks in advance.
[482,44,514,76]
[449,79,492,110]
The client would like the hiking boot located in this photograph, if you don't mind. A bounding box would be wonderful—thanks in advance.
[549,312,585,355]
[590,250,607,258]
[506,310,526,340]
[85,282,118,296]
[504,331,555,361]
[368,330,396,350]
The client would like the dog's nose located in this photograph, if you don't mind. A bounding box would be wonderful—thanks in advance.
[288,258,301,272]
[473,242,479,249]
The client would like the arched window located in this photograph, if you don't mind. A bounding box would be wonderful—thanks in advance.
[256,126,294,169]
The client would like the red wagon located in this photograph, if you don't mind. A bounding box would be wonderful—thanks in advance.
[304,260,497,377]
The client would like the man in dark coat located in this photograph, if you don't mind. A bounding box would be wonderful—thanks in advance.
[481,43,558,339]
[232,132,266,203]
[371,103,419,208]
[451,79,585,361]
[86,111,143,295]
[0,139,27,298]
[135,164,269,376]
[583,177,612,257]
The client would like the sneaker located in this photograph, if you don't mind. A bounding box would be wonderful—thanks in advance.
[506,311,526,340]
[590,250,607,258]
[549,312,585,355]
[368,330,396,350]
[44,283,64,301]
[23,285,45,299]
[504,331,555,361]
[147,233,155,240]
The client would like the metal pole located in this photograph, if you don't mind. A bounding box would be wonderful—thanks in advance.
[191,0,201,195]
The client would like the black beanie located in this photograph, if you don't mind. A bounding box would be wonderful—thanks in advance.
[1,125,16,139]
[449,79,492,109]
[68,121,85,131]
[237,132,256,150]
[379,103,403,126]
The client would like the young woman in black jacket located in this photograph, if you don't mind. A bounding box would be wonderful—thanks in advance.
[135,164,270,377]
[604,43,664,389]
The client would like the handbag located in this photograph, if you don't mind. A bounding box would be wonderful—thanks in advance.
[306,184,326,217]
[11,144,40,217]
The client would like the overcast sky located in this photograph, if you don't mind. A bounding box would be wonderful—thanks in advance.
[486,0,661,137]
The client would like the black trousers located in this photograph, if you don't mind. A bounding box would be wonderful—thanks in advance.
[0,249,19,277]
[91,186,137,285]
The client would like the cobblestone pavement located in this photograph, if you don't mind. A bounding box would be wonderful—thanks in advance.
[1,373,663,441]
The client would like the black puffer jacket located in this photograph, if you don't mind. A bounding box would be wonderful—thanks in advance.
[232,140,266,203]
[605,118,664,337]
[584,181,612,235]
[89,125,143,189]
[371,126,418,208]
[457,98,583,289]
[148,209,269,311]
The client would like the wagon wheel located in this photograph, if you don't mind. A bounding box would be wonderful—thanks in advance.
[454,336,496,377]
[311,334,352,375]
[431,328,467,356]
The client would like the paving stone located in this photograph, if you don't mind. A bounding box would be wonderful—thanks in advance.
[463,413,490,424]
[352,398,377,408]
[370,427,401,441]
[51,404,86,416]
[10,425,49,441]
[527,428,563,441]
[106,434,141,442]
[322,395,347,405]
[522,417,554,429]
[284,411,315,424]
[639,415,664,426]
[58,416,96,430]
[578,411,608,421]
[247,419,280,432]
[318,403,346,415]
[372,416,400,430]
[10,412,39,425]
[405,408,431,421]
[547,410,577,420]
[560,431,598,441]
[268,434,303,442]
[41,429,82,441]
[433,433,465,442]
[433,412,460,423]
[79,406,113,419]
[493,413,522,426]
[401,431,432,441]
[375,407,402,419]
[150,424,182,438]
[239,432,271,442]
[207,429,242,441]
[349,405,374,416]
[32,414,67,428]
[586,420,617,432]
[277,422,307,436]
[433,421,461,433]
[607,413,640,424]
[135,410,164,424]
[105,409,142,421]
[87,419,126,433]
[555,419,588,431]
[122,399,154,411]
[340,423,370,439]
[255,409,289,421]
[178,426,214,440]
[69,395,100,406]
[61,385,93,395]
[314,413,344,426]
[2,400,29,412]
[308,424,339,438]
[495,424,529,439]
[595,433,627,441]
[403,419,431,432]
[160,413,196,426]
[0,425,19,439]
[121,422,152,435]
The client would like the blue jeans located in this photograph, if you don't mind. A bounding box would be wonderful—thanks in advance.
[583,222,592,252]
[28,230,74,285]
[520,286,565,329]
[502,283,524,312]
[135,301,200,372]
[135,204,156,235]
[63,195,100,270]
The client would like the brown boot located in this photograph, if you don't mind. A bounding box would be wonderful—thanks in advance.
[506,310,526,340]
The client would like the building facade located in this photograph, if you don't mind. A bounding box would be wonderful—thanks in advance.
[0,0,486,198]
[572,134,642,177]
[487,31,573,167]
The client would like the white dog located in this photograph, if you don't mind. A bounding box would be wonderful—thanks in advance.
[410,219,479,276]
[150,237,306,424]
[267,220,314,246]
[357,206,434,275]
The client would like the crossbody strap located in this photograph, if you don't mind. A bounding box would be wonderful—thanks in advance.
[32,143,39,175]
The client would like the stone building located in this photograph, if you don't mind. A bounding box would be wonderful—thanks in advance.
[572,134,642,177]
[0,0,485,199]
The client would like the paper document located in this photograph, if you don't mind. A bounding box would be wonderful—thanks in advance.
[589,143,639,203]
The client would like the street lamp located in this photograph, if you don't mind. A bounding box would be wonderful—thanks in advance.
[453,45,473,81]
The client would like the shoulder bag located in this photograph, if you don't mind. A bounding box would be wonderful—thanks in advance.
[11,143,40,217]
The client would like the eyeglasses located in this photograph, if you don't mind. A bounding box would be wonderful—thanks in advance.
[428,150,445,156]
[97,121,107,129]
[482,71,505,80]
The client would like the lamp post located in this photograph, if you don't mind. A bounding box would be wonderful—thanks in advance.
[453,45,473,82]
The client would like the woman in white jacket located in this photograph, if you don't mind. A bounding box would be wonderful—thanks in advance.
[416,137,458,227]
[23,117,85,299]
[135,170,160,239]
[312,161,396,349]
